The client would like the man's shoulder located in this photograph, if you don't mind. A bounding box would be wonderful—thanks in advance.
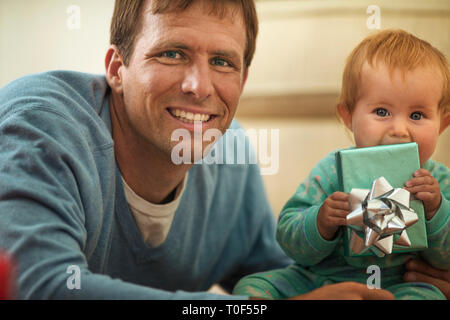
[0,70,113,152]
[1,70,106,92]
[0,70,109,116]
[1,70,106,88]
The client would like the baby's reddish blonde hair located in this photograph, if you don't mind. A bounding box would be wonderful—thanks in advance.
[338,29,450,115]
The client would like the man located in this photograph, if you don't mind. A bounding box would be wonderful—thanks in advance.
[0,0,442,300]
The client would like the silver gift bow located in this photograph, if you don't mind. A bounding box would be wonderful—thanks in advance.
[346,177,418,257]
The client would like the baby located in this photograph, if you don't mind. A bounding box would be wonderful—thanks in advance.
[233,29,450,300]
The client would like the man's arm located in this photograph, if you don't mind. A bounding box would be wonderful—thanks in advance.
[404,259,450,299]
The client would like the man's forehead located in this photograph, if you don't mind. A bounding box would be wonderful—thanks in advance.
[139,1,246,52]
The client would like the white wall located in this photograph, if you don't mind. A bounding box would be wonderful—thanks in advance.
[0,0,113,87]
[244,0,450,98]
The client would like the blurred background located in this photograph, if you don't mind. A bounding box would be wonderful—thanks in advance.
[1,0,449,216]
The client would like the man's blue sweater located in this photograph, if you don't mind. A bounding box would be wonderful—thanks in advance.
[0,71,290,299]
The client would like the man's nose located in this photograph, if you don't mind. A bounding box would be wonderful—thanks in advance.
[181,61,214,101]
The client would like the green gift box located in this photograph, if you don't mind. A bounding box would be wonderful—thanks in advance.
[335,143,428,257]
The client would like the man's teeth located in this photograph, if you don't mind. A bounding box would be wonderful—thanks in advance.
[171,109,211,123]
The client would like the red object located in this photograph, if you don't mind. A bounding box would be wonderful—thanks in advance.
[0,251,15,300]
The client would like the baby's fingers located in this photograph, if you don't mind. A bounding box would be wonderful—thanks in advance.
[329,192,350,201]
[405,183,437,195]
[327,192,350,210]
[415,192,439,203]
[328,200,350,211]
[327,210,349,226]
[320,206,349,226]
[413,169,432,177]
[405,175,436,188]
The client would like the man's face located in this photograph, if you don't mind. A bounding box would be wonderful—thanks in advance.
[115,0,248,162]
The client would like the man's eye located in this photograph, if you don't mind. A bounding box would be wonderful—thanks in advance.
[410,111,423,120]
[375,108,389,117]
[211,57,231,67]
[160,51,182,59]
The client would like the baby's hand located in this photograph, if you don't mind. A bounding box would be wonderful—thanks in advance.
[405,169,442,220]
[317,192,350,241]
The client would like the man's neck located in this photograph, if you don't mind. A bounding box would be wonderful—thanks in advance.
[110,95,191,205]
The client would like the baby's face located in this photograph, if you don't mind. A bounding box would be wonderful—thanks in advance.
[345,63,445,166]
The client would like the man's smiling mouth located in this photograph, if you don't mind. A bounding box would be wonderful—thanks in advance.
[168,108,216,124]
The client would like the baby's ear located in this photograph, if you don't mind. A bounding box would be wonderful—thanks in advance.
[439,111,450,134]
[337,103,353,131]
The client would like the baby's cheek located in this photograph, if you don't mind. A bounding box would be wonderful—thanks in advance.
[416,138,437,167]
[354,134,380,149]
[352,122,386,148]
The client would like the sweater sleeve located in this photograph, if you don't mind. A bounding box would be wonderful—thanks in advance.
[0,107,247,300]
[276,152,342,267]
[419,162,450,270]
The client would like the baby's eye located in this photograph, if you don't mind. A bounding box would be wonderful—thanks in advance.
[410,112,423,121]
[375,108,389,117]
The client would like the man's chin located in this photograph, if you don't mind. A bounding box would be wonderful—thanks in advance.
[169,140,219,165]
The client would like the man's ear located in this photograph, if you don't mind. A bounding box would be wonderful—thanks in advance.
[439,111,450,134]
[105,45,125,94]
[337,103,353,131]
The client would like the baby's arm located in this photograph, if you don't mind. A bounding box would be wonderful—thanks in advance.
[410,163,450,270]
[276,153,344,266]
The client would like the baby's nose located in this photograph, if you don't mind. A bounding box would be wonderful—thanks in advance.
[388,119,410,139]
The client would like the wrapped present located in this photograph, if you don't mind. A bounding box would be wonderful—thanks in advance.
[335,143,428,257]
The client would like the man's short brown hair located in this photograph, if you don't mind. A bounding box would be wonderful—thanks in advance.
[110,0,258,69]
